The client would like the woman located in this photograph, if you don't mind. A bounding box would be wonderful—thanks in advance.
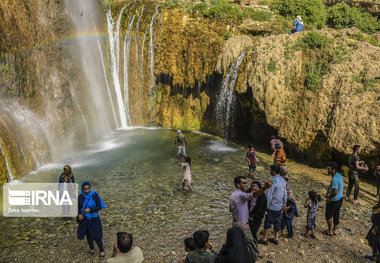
[77,180,106,258]
[215,227,252,263]
[178,155,193,191]
[59,165,75,183]
[375,154,380,197]
[58,165,76,215]
[248,181,267,240]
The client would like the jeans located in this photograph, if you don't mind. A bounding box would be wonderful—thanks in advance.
[281,216,294,237]
[347,172,359,200]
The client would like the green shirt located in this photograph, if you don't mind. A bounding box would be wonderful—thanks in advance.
[185,249,217,263]
[176,133,186,146]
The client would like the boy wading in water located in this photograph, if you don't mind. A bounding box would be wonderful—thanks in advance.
[246,144,259,178]
[178,155,193,191]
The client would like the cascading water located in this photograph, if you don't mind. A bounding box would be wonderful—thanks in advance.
[65,0,116,134]
[123,10,137,126]
[0,144,14,181]
[107,8,128,128]
[149,5,159,96]
[216,51,246,138]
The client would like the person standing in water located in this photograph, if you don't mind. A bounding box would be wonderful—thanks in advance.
[178,155,193,191]
[58,165,76,215]
[246,145,259,178]
[77,180,106,258]
[175,130,187,157]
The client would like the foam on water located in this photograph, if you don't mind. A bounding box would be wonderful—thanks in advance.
[207,140,237,152]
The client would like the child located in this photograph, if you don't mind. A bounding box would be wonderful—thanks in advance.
[178,155,193,191]
[179,238,196,263]
[304,190,321,238]
[280,183,298,238]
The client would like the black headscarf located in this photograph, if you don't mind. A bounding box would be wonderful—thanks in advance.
[215,227,251,263]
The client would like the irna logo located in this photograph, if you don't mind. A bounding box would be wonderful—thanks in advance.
[8,189,73,206]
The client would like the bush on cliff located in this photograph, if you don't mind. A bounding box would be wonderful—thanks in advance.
[328,3,380,34]
[270,0,327,29]
[204,0,242,20]
[242,8,271,21]
[302,31,332,49]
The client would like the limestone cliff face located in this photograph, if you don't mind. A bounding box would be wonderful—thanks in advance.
[217,29,380,165]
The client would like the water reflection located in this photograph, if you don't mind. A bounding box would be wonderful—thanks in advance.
[0,129,255,262]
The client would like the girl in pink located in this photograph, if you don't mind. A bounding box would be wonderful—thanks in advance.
[178,155,193,191]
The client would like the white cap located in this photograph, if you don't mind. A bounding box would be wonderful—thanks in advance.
[177,130,181,133]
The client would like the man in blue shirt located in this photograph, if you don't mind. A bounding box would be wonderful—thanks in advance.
[323,162,344,236]
[290,15,303,34]
[258,165,287,245]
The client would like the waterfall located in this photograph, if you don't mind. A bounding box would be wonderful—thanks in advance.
[107,8,128,127]
[149,5,159,95]
[19,145,30,169]
[123,10,137,126]
[216,51,246,138]
[68,86,91,139]
[141,29,148,74]
[0,144,14,181]
[96,38,119,127]
[116,5,128,75]
[135,6,144,84]
[65,0,115,135]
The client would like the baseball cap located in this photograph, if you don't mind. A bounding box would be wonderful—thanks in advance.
[280,166,288,174]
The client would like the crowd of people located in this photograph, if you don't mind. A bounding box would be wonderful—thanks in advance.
[56,130,380,262]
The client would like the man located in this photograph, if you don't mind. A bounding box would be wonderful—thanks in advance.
[290,15,303,34]
[108,232,143,263]
[230,176,272,225]
[323,162,344,236]
[175,130,187,157]
[258,165,287,245]
[273,143,286,166]
[185,230,216,263]
[246,145,259,178]
[346,145,368,204]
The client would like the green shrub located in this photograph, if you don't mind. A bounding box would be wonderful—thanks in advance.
[267,58,277,72]
[270,0,327,28]
[193,2,208,13]
[242,8,272,21]
[204,0,242,20]
[224,30,232,40]
[258,0,269,6]
[302,31,332,49]
[328,3,380,34]
[305,61,323,91]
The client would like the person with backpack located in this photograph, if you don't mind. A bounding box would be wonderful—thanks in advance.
[346,145,369,205]
[77,180,106,258]
[375,154,380,197]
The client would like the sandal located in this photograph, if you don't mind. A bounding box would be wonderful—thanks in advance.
[87,250,94,256]
[310,234,317,239]
[99,253,105,259]
[322,230,333,236]
[352,200,360,205]
[345,197,351,201]
[268,238,279,245]
[257,239,268,245]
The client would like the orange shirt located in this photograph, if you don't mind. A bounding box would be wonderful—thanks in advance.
[275,149,286,165]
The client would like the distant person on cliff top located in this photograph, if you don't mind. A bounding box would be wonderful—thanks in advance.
[175,130,187,157]
[346,145,368,205]
[178,155,193,191]
[323,162,344,236]
[246,145,259,178]
[375,154,380,197]
[107,232,143,263]
[290,15,303,34]
[77,181,106,258]
[273,143,286,166]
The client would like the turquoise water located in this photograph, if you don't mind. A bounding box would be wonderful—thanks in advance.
[0,128,264,262]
